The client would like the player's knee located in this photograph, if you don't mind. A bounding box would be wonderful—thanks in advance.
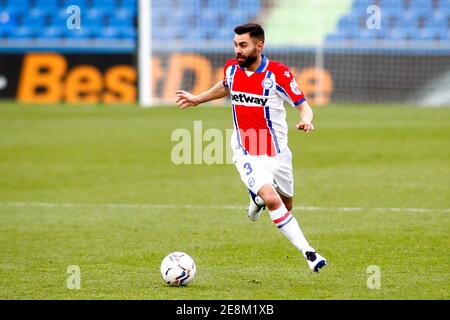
[264,195,282,210]
[258,188,282,210]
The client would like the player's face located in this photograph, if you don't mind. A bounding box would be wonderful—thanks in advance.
[233,33,262,68]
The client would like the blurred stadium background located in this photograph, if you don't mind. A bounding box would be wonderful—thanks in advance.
[0,0,449,106]
[1,0,449,300]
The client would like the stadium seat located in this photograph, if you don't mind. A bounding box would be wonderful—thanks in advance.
[24,14,44,29]
[352,0,374,14]
[66,27,93,39]
[415,29,436,41]
[0,0,263,45]
[12,26,34,38]
[181,27,209,41]
[379,0,405,11]
[385,29,408,41]
[435,29,450,42]
[408,0,436,13]
[216,27,234,40]
[95,0,118,7]
[121,0,137,15]
[325,32,346,42]
[101,26,122,39]
[396,14,420,31]
[34,0,59,8]
[337,14,361,30]
[63,0,88,11]
[0,11,16,37]
[120,26,136,39]
[425,14,448,30]
[38,26,64,39]
[437,0,450,11]
[5,0,29,10]
[206,0,230,11]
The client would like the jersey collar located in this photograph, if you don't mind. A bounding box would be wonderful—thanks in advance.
[255,54,269,73]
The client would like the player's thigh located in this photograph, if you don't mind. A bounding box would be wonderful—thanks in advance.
[273,149,294,197]
[232,154,273,195]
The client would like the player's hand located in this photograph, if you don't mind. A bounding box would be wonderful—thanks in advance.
[296,121,314,133]
[175,90,199,109]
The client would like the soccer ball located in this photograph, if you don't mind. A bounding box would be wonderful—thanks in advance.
[160,252,196,286]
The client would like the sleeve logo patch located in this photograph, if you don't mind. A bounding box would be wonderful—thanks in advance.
[290,78,302,95]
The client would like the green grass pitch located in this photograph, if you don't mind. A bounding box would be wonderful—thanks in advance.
[0,101,449,299]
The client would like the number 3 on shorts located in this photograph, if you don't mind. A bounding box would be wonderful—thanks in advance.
[243,162,253,175]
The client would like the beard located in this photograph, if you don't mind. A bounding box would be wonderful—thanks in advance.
[236,49,258,68]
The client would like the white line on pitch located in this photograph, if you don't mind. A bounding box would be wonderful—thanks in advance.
[0,202,448,213]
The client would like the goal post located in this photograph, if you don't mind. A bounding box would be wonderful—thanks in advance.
[138,0,152,107]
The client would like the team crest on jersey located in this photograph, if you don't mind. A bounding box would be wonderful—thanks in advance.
[262,78,274,89]
[290,78,302,95]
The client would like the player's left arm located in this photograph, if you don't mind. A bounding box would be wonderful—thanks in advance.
[275,63,314,133]
[295,100,314,133]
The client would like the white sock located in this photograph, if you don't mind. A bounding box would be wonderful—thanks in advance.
[269,204,314,254]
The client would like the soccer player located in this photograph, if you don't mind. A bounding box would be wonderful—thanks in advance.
[175,23,326,272]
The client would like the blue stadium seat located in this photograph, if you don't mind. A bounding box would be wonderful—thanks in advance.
[64,26,92,39]
[385,29,408,41]
[332,29,360,41]
[122,0,137,14]
[1,0,264,43]
[101,26,122,39]
[121,0,136,6]
[5,1,29,16]
[85,7,103,19]
[328,0,449,46]
[425,14,448,30]
[110,14,133,28]
[120,26,136,39]
[180,27,208,41]
[437,0,450,10]
[95,0,118,7]
[206,0,230,11]
[239,0,261,11]
[156,28,181,41]
[228,9,256,26]
[63,0,88,10]
[379,0,405,11]
[408,0,435,13]
[338,14,361,30]
[352,0,371,13]
[355,28,379,41]
[34,0,59,8]
[38,26,64,39]
[396,14,420,31]
[216,27,234,40]
[24,13,44,29]
[197,8,221,29]
[0,10,16,36]
[415,29,436,40]
[12,26,34,38]
[326,32,347,41]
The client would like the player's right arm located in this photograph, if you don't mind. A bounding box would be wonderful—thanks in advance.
[176,81,229,109]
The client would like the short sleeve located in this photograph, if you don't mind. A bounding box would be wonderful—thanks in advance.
[222,60,236,89]
[276,64,306,107]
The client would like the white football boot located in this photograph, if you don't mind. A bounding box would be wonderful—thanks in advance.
[304,250,327,272]
[246,195,266,221]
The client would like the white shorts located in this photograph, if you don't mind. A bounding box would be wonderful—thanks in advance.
[232,147,294,197]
